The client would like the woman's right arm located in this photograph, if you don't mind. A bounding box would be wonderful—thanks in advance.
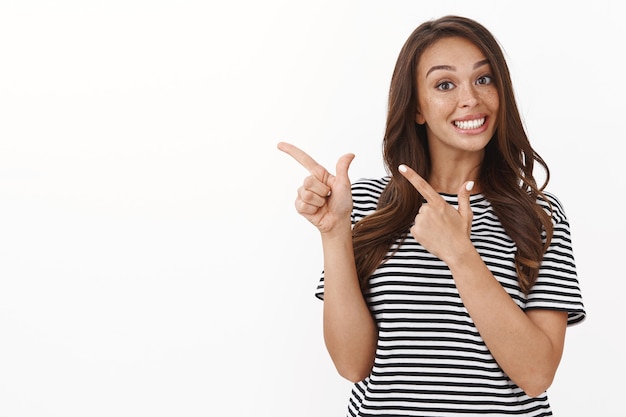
[277,142,378,382]
[321,223,377,382]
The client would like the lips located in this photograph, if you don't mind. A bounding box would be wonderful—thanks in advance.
[454,117,486,130]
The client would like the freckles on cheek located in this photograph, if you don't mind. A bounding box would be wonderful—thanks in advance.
[425,96,448,110]
[482,90,499,109]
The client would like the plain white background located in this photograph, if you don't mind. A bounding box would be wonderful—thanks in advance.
[0,1,622,416]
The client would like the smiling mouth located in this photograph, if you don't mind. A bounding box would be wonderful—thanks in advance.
[454,118,486,130]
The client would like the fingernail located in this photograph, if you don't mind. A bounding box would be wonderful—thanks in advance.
[398,165,407,173]
[465,181,474,191]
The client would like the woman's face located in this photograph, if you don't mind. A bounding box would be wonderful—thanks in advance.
[415,36,499,158]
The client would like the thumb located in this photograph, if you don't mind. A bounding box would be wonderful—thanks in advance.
[457,180,474,220]
[335,153,355,184]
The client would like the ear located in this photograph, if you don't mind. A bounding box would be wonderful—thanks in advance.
[415,110,425,125]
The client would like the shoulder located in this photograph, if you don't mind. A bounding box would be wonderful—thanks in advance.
[351,176,390,195]
[351,177,390,221]
[537,190,569,225]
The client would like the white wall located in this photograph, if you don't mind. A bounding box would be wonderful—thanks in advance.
[0,1,620,416]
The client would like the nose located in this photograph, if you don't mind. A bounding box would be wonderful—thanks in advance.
[458,84,478,108]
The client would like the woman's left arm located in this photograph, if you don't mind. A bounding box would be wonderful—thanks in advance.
[447,249,567,397]
[398,164,568,397]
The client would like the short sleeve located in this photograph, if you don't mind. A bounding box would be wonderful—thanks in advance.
[526,193,586,326]
[315,277,325,300]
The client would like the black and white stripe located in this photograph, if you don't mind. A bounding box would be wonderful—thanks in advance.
[316,177,585,417]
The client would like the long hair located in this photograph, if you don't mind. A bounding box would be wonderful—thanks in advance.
[352,15,553,295]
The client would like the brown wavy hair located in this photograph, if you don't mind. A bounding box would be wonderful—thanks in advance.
[352,15,553,295]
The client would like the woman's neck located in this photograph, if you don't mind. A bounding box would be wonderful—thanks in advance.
[428,154,483,194]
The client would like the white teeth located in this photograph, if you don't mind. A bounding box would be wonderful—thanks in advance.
[454,118,485,130]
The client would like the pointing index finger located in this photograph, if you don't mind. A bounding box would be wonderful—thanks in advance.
[277,141,323,173]
[398,164,444,205]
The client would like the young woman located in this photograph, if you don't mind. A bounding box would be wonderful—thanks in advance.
[278,15,585,416]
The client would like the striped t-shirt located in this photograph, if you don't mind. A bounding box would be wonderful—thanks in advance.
[316,177,586,417]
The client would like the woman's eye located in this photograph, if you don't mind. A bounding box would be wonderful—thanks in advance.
[436,81,454,91]
[476,75,493,85]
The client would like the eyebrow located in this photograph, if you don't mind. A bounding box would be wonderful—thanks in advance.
[425,59,490,77]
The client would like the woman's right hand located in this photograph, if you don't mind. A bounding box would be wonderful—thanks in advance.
[277,142,354,234]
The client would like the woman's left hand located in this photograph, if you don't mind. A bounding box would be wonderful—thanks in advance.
[398,164,475,263]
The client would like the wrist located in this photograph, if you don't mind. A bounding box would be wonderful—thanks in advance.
[445,240,479,270]
[320,218,353,241]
